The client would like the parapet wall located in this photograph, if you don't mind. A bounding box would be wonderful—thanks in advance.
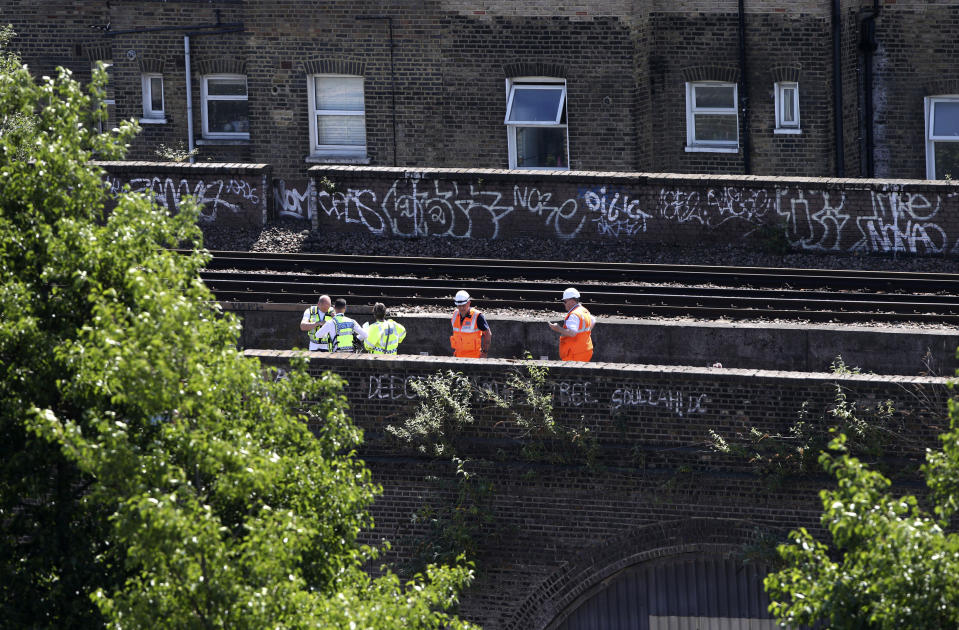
[247,350,951,627]
[229,303,959,376]
[96,161,271,227]
[309,166,959,255]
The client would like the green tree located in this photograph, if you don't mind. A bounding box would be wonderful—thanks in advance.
[0,46,473,628]
[765,415,959,629]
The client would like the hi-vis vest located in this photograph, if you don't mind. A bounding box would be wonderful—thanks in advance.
[450,307,484,358]
[364,319,406,355]
[332,313,357,352]
[307,306,334,350]
[559,304,594,361]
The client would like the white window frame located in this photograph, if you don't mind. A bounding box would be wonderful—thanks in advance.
[307,74,367,158]
[93,61,115,133]
[201,74,249,140]
[774,81,801,133]
[685,81,739,153]
[140,73,165,123]
[925,96,959,179]
[505,77,569,170]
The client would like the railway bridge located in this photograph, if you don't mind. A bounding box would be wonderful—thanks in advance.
[249,350,951,630]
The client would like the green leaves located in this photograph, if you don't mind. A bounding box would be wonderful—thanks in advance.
[0,35,474,628]
[766,432,959,629]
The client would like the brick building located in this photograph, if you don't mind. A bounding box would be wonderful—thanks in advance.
[6,1,959,182]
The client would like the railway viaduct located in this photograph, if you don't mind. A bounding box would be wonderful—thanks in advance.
[99,160,959,627]
[250,350,952,630]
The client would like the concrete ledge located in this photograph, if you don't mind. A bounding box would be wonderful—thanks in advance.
[227,303,959,376]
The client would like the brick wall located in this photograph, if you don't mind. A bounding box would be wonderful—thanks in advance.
[247,350,951,629]
[96,161,270,226]
[6,0,906,182]
[311,165,959,255]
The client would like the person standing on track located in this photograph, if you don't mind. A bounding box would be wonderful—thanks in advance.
[548,287,595,362]
[307,298,368,352]
[450,290,491,358]
[363,302,407,355]
[300,294,334,351]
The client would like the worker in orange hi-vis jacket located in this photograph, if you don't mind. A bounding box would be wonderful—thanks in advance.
[449,290,492,358]
[548,287,595,362]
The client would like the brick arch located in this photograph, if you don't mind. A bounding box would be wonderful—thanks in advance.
[502,62,568,78]
[925,79,959,96]
[194,58,246,76]
[84,44,112,62]
[302,59,366,76]
[504,518,765,630]
[681,65,740,83]
[769,65,801,84]
[137,58,165,74]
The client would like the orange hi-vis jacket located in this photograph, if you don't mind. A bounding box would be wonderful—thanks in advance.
[450,307,484,358]
[559,304,594,362]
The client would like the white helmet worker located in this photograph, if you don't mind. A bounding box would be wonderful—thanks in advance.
[454,290,471,305]
[562,287,581,300]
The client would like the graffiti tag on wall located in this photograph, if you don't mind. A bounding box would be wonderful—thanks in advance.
[106,175,259,223]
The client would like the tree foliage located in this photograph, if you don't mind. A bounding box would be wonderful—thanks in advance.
[0,38,473,628]
[765,402,959,629]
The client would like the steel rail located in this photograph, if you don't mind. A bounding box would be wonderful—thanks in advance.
[193,249,959,292]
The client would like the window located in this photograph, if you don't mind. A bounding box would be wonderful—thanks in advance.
[505,79,569,169]
[201,74,249,139]
[774,82,800,133]
[685,82,738,152]
[93,61,115,133]
[925,97,959,179]
[141,73,165,122]
[308,75,366,157]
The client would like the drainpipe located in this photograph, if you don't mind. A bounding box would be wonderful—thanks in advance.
[356,15,398,166]
[184,35,194,162]
[832,0,845,176]
[860,0,880,177]
[737,0,751,174]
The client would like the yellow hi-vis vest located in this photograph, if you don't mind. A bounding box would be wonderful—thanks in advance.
[332,313,358,352]
[364,319,407,354]
[307,306,334,350]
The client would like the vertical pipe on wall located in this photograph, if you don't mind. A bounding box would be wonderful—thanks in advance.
[184,35,195,163]
[832,0,845,176]
[860,0,879,177]
[737,0,751,174]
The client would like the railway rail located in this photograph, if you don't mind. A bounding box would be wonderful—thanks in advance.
[195,250,959,325]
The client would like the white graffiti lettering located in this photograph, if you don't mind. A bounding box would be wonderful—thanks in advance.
[610,387,707,417]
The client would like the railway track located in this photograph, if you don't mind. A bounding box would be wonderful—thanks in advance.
[195,250,959,324]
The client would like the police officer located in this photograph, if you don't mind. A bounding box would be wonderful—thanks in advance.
[363,302,407,355]
[548,287,595,362]
[300,294,334,351]
[450,290,491,358]
[309,298,368,352]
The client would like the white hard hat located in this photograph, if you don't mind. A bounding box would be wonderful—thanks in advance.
[562,287,580,300]
[454,290,471,305]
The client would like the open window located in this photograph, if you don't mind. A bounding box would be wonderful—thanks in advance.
[505,79,569,169]
[201,74,249,139]
[308,74,367,159]
[141,73,165,123]
[774,81,800,133]
[925,96,959,179]
[685,82,739,152]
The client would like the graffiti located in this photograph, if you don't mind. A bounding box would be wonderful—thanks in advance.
[553,381,599,407]
[580,186,650,237]
[658,187,773,231]
[515,185,585,238]
[317,187,385,234]
[610,386,707,416]
[384,179,514,238]
[107,175,258,222]
[274,179,311,220]
[852,191,951,254]
[776,189,850,251]
[368,374,421,400]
